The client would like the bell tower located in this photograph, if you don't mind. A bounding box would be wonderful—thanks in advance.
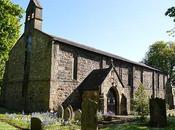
[25,0,43,33]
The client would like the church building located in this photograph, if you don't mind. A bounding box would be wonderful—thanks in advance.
[2,0,169,114]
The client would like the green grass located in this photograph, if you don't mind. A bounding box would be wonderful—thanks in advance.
[43,124,80,130]
[0,114,30,129]
[101,117,175,130]
[0,121,18,130]
[0,107,175,130]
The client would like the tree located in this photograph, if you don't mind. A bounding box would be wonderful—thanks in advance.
[165,7,175,22]
[143,41,175,81]
[165,6,175,36]
[132,83,149,121]
[143,41,175,109]
[0,0,23,89]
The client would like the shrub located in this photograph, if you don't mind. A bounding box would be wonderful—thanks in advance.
[132,83,149,121]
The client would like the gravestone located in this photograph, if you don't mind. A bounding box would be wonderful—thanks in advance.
[81,98,98,130]
[149,98,167,128]
[57,105,64,119]
[64,107,72,121]
[74,109,82,121]
[31,117,42,130]
[68,105,74,120]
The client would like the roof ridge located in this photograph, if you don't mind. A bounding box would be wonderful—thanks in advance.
[34,29,163,73]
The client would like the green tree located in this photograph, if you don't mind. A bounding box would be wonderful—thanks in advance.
[143,41,175,81]
[0,0,23,89]
[165,6,175,36]
[143,41,175,109]
[133,83,149,121]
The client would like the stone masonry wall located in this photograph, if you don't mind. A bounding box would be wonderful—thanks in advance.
[3,30,53,112]
[50,43,101,110]
[4,36,25,110]
[49,41,167,111]
[27,30,52,112]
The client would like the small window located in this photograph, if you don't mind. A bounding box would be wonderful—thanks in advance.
[163,75,165,89]
[119,65,122,80]
[31,12,34,19]
[140,69,143,83]
[72,54,78,80]
[157,74,159,89]
[128,67,132,86]
[27,15,30,21]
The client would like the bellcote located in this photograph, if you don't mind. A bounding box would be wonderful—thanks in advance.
[25,0,43,33]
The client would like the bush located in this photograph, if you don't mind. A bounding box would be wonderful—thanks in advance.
[132,83,149,121]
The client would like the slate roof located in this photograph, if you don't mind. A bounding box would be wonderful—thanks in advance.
[51,33,160,72]
[78,67,112,91]
[36,29,162,73]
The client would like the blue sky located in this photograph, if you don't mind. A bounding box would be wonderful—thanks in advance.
[12,0,175,62]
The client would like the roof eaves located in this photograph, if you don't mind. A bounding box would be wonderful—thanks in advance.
[35,29,163,73]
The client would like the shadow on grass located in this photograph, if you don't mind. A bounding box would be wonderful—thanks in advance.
[101,117,175,130]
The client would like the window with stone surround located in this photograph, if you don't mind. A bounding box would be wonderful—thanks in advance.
[157,73,159,89]
[119,65,122,80]
[140,69,143,83]
[128,66,133,86]
[163,75,165,89]
[72,54,78,80]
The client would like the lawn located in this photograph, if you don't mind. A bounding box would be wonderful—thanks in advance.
[0,121,18,130]
[0,107,175,130]
[101,117,175,130]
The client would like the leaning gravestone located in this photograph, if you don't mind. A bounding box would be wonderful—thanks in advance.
[81,98,98,130]
[64,107,72,121]
[57,105,64,119]
[31,117,42,130]
[74,109,82,121]
[149,98,167,128]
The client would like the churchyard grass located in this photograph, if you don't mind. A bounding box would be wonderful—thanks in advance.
[0,121,18,130]
[0,107,175,130]
[101,117,175,130]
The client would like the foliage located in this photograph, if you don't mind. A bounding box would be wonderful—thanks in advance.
[165,6,175,36]
[165,7,175,21]
[132,83,149,121]
[143,41,175,81]
[31,112,61,126]
[0,0,23,90]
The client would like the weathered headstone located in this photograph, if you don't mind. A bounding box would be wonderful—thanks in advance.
[74,109,82,121]
[81,98,98,130]
[149,98,167,128]
[31,117,42,130]
[57,105,64,119]
[68,105,74,120]
[64,107,72,121]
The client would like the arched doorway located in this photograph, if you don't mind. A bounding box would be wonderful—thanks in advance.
[120,94,127,115]
[107,87,119,115]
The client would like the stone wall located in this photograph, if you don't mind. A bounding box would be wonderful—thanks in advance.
[3,36,25,110]
[3,30,52,111]
[49,41,167,112]
[26,30,52,112]
[50,43,101,110]
[101,68,131,114]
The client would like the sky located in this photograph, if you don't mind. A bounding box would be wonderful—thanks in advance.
[12,0,175,62]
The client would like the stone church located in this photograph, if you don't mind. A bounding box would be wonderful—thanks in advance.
[2,0,169,114]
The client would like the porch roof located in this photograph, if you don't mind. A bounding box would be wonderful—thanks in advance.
[78,67,112,91]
